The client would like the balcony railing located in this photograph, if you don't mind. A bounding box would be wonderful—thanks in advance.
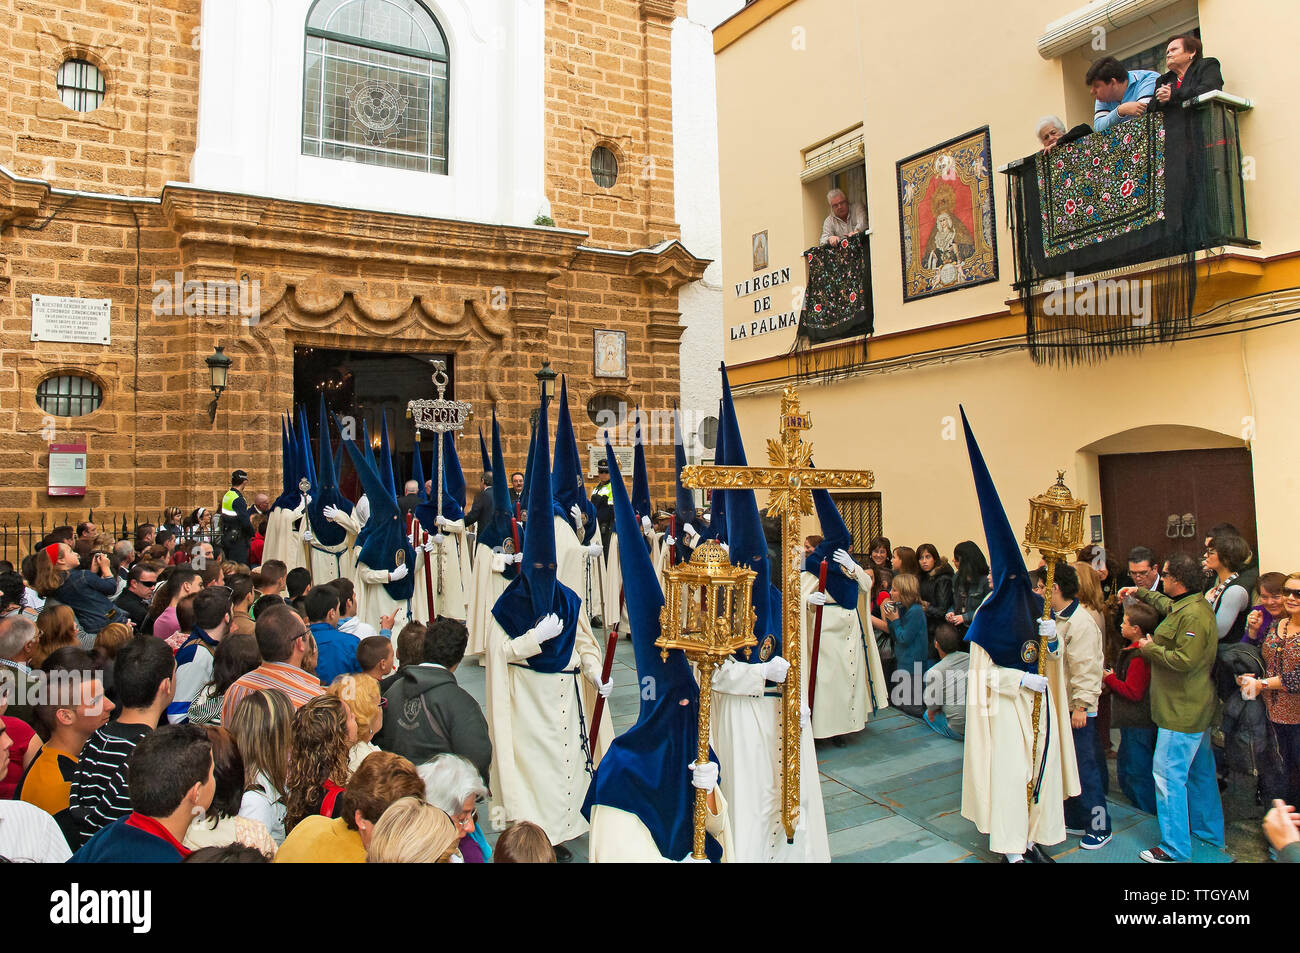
[1001,94,1254,363]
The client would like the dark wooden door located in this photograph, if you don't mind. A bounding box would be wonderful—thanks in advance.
[1099,448,1257,565]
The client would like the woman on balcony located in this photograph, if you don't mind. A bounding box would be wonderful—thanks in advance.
[1153,34,1224,111]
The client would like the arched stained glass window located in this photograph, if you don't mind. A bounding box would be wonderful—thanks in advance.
[303,0,449,174]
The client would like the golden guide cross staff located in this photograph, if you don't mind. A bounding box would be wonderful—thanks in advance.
[682,386,873,842]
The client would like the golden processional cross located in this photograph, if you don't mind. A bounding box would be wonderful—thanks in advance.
[681,385,874,841]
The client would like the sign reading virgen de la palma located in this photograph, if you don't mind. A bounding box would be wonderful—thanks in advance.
[731,264,797,341]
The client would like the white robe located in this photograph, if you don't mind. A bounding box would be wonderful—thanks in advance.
[411,514,471,622]
[708,658,830,863]
[554,516,616,764]
[352,545,429,635]
[465,543,510,660]
[306,522,356,586]
[485,609,606,846]
[263,498,308,572]
[799,571,890,739]
[588,790,732,863]
[960,641,1081,855]
[601,531,630,635]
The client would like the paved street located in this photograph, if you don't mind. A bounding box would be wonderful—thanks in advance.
[456,634,1235,863]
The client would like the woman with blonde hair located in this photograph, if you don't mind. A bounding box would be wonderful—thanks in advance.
[327,673,383,774]
[161,506,184,539]
[91,621,133,661]
[284,693,355,832]
[365,797,461,863]
[229,688,295,845]
[32,604,78,668]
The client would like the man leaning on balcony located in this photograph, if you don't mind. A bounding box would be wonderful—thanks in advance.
[1087,56,1160,133]
[821,189,868,245]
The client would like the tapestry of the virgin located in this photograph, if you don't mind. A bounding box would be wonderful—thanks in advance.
[896,127,999,302]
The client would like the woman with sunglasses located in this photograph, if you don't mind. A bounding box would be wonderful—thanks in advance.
[1239,573,1300,808]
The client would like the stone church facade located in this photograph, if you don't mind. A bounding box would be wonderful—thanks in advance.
[0,0,706,527]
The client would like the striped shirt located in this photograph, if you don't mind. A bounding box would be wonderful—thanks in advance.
[222,662,325,725]
[67,721,152,848]
[0,800,72,863]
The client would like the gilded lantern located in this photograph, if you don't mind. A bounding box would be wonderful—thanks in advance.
[656,540,758,663]
[1023,470,1087,560]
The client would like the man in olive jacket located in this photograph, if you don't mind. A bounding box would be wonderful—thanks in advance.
[1121,552,1224,863]
[374,617,492,785]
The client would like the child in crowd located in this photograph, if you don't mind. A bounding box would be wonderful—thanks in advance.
[1103,601,1158,814]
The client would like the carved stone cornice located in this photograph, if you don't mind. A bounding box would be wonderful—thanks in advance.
[160,186,587,285]
[0,167,51,227]
[571,239,710,295]
[640,0,678,23]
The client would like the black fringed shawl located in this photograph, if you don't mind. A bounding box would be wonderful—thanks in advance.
[1005,109,1210,364]
[790,231,873,380]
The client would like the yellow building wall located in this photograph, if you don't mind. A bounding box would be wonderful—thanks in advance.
[714,0,1300,569]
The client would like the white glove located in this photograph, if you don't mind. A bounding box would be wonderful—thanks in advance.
[529,613,564,644]
[1038,618,1057,639]
[387,564,409,583]
[301,529,313,543]
[664,536,676,547]
[641,515,652,534]
[801,703,812,729]
[586,542,603,557]
[323,504,342,521]
[570,504,585,529]
[512,552,523,564]
[832,549,861,577]
[805,591,828,607]
[683,523,697,540]
[679,853,709,864]
[302,494,312,507]
[760,655,790,684]
[436,515,450,529]
[432,534,446,546]
[690,760,719,792]
[598,677,614,698]
[1021,673,1049,694]
[719,542,729,555]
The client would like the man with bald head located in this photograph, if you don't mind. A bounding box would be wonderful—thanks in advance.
[398,479,421,521]
[820,188,867,245]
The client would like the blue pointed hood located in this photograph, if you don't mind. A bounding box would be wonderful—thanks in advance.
[491,394,580,673]
[344,430,416,602]
[959,406,1043,672]
[520,418,538,519]
[411,435,428,503]
[443,429,467,512]
[271,415,294,511]
[696,399,728,546]
[477,411,516,564]
[673,407,696,564]
[307,395,352,546]
[551,377,597,543]
[719,364,781,663]
[479,427,492,481]
[631,409,652,520]
[296,405,314,497]
[415,431,465,528]
[805,482,858,608]
[378,412,396,498]
[581,439,722,861]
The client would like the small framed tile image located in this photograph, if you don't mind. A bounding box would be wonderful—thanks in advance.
[594,329,627,379]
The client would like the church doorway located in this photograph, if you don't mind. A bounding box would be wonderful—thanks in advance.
[1098,447,1258,566]
[293,345,455,500]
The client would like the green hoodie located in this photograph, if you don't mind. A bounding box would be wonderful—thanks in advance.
[1136,589,1218,733]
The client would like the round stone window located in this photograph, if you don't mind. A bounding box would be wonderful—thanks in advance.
[56,59,106,112]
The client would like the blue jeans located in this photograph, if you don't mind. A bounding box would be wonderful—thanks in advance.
[1117,726,1157,815]
[923,708,962,740]
[1154,727,1225,861]
[1064,717,1111,837]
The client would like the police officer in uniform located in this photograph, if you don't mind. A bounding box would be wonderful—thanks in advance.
[220,469,255,566]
